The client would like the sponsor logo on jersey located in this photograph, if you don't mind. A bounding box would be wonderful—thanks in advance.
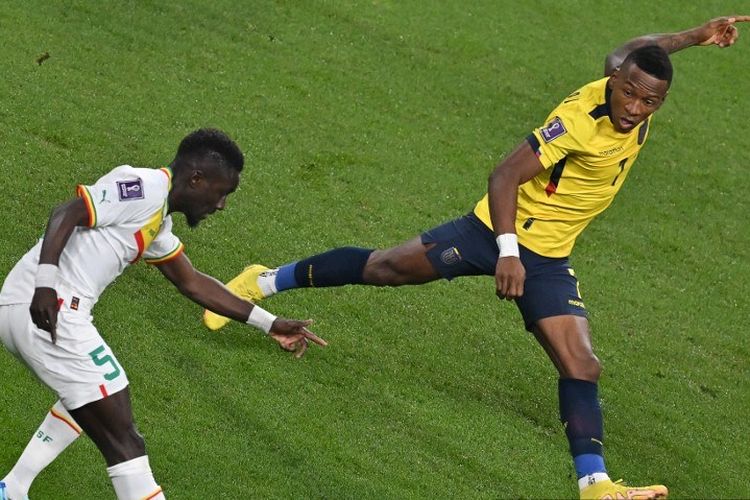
[71,296,80,311]
[540,116,567,143]
[117,179,144,201]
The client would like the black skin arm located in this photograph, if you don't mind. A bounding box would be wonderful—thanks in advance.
[30,198,90,342]
[156,253,258,322]
[487,141,544,301]
[156,254,327,357]
[604,15,750,76]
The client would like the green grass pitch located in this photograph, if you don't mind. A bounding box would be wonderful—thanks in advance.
[1,1,749,498]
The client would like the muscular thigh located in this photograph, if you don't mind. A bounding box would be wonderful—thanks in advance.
[4,303,129,410]
[420,212,498,280]
[515,245,587,331]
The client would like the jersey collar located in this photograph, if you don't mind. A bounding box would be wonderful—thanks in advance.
[159,167,174,191]
[588,85,613,122]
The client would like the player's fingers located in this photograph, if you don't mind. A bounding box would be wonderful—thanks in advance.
[723,25,738,43]
[500,274,512,299]
[278,339,296,352]
[45,309,58,342]
[495,277,506,299]
[506,281,519,301]
[48,308,58,329]
[29,310,42,330]
[38,309,53,333]
[497,277,511,300]
[303,328,327,347]
[728,25,739,44]
[294,338,309,359]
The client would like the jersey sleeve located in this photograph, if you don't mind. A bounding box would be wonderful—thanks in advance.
[76,166,165,228]
[527,102,590,169]
[143,216,184,265]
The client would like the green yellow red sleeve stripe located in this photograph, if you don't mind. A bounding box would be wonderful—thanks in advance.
[144,242,185,265]
[130,230,146,264]
[159,167,173,191]
[76,185,97,227]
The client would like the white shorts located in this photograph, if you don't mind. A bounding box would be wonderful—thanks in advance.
[0,286,129,410]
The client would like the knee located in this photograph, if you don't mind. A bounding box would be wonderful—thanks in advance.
[567,354,602,382]
[125,425,146,455]
[124,424,146,458]
[362,250,405,285]
[109,423,146,463]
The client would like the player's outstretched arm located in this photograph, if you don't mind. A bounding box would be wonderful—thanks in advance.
[30,197,90,342]
[604,15,750,75]
[156,253,326,357]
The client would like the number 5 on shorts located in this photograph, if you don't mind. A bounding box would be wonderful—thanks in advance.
[89,345,122,381]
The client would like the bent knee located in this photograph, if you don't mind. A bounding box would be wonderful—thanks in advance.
[362,251,410,285]
[566,354,602,382]
[363,243,438,286]
[111,424,146,462]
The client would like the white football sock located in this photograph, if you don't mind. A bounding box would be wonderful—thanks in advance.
[2,400,81,497]
[257,268,279,296]
[107,455,164,500]
[579,472,611,491]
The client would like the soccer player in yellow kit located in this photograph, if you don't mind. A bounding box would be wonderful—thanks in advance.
[204,16,748,499]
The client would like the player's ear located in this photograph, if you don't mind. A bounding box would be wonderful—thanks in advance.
[607,71,618,90]
[188,170,205,188]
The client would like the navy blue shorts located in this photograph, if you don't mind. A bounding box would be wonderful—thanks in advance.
[421,213,587,331]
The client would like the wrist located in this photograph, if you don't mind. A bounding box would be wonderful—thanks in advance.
[496,233,520,258]
[246,306,277,334]
[35,264,59,289]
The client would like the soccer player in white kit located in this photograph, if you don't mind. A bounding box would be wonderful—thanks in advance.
[0,129,326,500]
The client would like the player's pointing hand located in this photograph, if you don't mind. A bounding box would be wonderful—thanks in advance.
[29,287,60,343]
[269,319,327,358]
[697,16,750,48]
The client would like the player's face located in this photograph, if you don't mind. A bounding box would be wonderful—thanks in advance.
[608,64,668,133]
[183,166,240,228]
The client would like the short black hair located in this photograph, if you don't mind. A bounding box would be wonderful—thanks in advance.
[173,128,244,173]
[622,45,673,86]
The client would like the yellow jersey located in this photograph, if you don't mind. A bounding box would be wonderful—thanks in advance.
[474,77,651,257]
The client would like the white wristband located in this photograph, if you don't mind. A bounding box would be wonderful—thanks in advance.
[246,306,277,334]
[496,233,520,258]
[35,264,59,289]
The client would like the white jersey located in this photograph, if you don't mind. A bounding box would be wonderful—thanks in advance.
[0,165,184,307]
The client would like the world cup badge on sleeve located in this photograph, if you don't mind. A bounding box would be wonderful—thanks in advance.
[540,116,567,143]
[117,179,145,201]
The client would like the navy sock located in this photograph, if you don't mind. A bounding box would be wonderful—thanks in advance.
[558,378,607,478]
[292,247,374,288]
